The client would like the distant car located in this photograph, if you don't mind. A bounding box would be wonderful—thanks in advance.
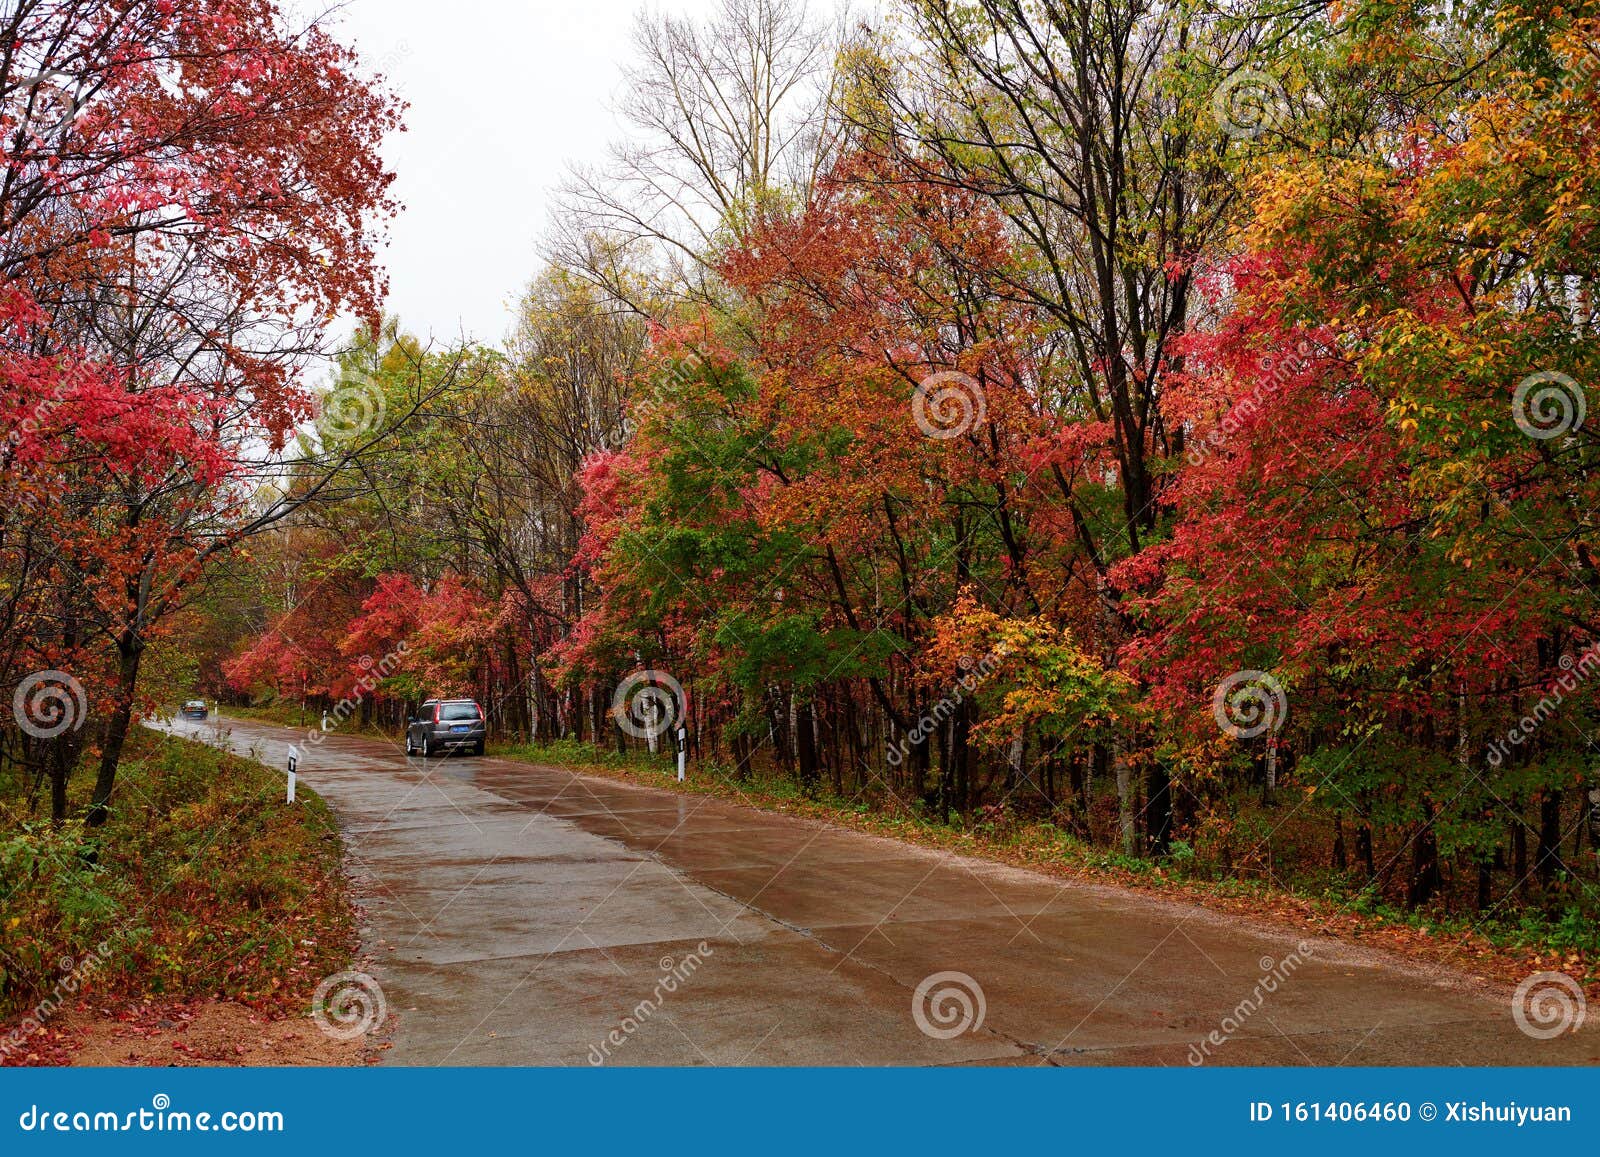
[179,699,208,720]
[405,698,485,757]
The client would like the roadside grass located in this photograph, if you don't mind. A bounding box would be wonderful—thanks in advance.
[0,728,356,1050]
[496,737,1599,993]
[217,703,404,754]
[214,701,317,729]
[212,701,386,737]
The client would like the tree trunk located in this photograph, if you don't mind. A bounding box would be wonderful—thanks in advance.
[1356,821,1375,879]
[1088,742,1106,837]
[1536,789,1564,885]
[49,741,68,826]
[952,696,971,820]
[826,696,844,796]
[937,713,952,824]
[1113,739,1133,854]
[1146,759,1172,856]
[1407,802,1441,907]
[86,639,142,828]
[909,699,931,806]
[769,686,793,772]
[1587,783,1600,852]
[796,700,820,791]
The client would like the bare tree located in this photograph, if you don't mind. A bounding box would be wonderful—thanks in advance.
[554,0,845,306]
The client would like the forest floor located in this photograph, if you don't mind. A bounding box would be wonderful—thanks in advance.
[0,730,375,1066]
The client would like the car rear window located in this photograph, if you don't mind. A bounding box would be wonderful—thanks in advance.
[439,702,480,721]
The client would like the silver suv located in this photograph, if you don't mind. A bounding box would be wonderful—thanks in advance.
[405,699,486,757]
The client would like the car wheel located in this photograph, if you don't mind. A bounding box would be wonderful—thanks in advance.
[404,731,413,755]
[472,741,484,756]
[422,734,432,758]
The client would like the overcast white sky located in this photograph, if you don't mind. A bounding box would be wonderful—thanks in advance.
[320,0,719,348]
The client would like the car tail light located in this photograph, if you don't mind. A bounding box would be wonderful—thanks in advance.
[433,704,441,722]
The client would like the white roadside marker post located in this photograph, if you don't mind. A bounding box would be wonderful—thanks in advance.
[286,744,299,804]
[676,726,687,782]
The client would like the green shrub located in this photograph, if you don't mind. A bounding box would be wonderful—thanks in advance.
[0,730,353,1024]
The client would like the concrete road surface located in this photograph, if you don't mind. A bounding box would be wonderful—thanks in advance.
[165,715,1597,1066]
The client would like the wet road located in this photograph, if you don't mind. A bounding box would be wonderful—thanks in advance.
[167,715,1596,1066]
